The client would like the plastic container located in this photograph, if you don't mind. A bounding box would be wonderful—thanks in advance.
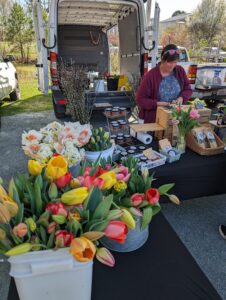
[8,248,93,300]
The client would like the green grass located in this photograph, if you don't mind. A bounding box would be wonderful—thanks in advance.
[0,64,53,116]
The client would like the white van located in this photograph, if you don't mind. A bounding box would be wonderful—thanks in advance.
[32,0,160,118]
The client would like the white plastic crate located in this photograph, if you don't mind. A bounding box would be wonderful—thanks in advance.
[134,150,166,170]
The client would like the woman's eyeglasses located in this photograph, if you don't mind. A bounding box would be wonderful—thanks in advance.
[163,49,180,56]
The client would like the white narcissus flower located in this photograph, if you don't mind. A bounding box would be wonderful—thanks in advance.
[22,130,43,145]
[37,144,53,163]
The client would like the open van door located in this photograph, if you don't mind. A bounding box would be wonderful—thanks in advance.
[32,0,49,95]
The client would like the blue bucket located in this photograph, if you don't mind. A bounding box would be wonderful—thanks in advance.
[100,218,149,252]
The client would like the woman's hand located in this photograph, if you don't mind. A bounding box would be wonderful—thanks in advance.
[175,97,183,105]
[157,101,170,107]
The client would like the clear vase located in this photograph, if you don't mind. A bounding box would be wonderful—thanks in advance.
[176,133,186,154]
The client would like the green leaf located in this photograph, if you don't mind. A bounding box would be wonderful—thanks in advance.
[152,203,161,217]
[39,225,47,245]
[91,220,109,232]
[34,178,43,217]
[144,173,155,190]
[25,181,35,214]
[84,186,103,213]
[158,183,175,195]
[71,219,82,236]
[12,186,21,206]
[47,229,55,249]
[141,206,153,231]
[15,203,24,225]
[92,194,113,220]
[120,197,132,207]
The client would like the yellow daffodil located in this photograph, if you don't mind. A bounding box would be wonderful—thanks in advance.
[45,155,68,180]
[69,237,96,262]
[113,180,127,192]
[99,171,117,190]
[61,187,88,205]
[28,160,44,176]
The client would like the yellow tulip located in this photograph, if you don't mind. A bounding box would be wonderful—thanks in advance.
[120,208,136,229]
[99,171,117,190]
[61,187,88,205]
[3,201,18,218]
[0,203,11,223]
[0,185,14,203]
[70,237,96,262]
[46,155,68,180]
[28,160,44,176]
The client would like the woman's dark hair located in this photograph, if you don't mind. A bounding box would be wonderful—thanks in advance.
[161,44,180,62]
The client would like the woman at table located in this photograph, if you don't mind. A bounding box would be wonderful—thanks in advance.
[136,44,192,123]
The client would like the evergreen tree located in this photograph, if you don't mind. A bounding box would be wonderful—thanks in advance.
[6,3,34,61]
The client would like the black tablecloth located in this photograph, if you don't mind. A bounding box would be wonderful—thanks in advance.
[8,213,221,300]
[150,141,226,201]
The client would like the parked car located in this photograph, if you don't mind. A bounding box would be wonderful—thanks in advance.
[0,53,20,102]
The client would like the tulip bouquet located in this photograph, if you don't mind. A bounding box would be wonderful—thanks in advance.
[84,127,112,152]
[0,155,133,267]
[22,121,92,167]
[171,105,200,137]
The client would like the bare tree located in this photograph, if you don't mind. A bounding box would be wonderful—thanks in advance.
[188,0,226,46]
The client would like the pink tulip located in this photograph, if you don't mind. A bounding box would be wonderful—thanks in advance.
[146,188,160,205]
[116,165,130,182]
[189,109,200,119]
[82,176,104,189]
[96,247,115,267]
[131,193,145,206]
[104,220,128,244]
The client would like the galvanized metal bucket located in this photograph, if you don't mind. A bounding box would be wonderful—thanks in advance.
[101,218,149,252]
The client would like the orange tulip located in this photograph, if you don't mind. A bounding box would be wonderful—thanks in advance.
[12,223,27,238]
[69,237,96,262]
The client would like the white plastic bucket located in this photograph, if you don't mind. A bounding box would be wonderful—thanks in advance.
[85,145,114,162]
[8,248,93,300]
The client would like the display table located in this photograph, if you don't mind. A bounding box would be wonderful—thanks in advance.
[8,213,221,300]
[152,146,226,201]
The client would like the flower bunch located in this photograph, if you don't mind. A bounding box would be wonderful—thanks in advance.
[22,121,91,166]
[0,156,132,267]
[171,105,200,136]
[84,127,112,152]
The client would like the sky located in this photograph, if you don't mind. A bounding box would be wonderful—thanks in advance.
[152,0,202,20]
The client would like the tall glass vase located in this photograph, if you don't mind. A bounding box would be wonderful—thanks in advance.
[176,132,186,154]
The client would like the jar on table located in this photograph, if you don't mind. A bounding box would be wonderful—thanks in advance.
[138,145,146,151]
[124,134,131,143]
[120,121,127,130]
[111,123,120,132]
[127,149,135,156]
[111,108,120,117]
[120,107,127,116]
[116,136,124,144]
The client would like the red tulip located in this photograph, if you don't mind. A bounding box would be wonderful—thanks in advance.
[104,220,128,244]
[146,188,160,205]
[55,230,73,247]
[46,202,67,217]
[131,193,145,206]
[55,172,72,189]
